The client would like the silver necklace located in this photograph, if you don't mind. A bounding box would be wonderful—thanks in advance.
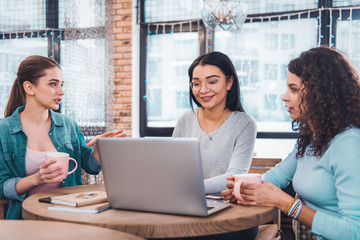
[202,109,232,141]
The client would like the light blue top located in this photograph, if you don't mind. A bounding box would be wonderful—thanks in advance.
[173,108,257,194]
[263,127,360,240]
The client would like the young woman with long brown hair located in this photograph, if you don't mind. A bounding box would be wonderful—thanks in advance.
[0,55,125,219]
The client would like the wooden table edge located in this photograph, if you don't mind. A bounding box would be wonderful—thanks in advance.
[22,184,277,238]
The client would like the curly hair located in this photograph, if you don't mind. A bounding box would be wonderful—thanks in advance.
[288,47,360,158]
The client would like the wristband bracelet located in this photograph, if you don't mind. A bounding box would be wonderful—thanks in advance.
[286,199,302,218]
[284,198,297,215]
[286,199,300,217]
[293,200,303,220]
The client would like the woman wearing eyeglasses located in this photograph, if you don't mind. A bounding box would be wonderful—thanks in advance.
[173,51,257,195]
[173,51,257,239]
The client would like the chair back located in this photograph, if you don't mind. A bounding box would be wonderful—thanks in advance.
[250,158,282,240]
[249,158,282,174]
[0,199,9,219]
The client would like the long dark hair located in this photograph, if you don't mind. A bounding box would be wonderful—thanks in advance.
[288,47,360,158]
[188,51,244,112]
[4,55,61,117]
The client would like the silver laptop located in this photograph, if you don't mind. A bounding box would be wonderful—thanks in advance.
[97,137,231,216]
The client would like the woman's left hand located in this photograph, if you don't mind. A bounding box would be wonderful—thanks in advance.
[86,129,126,162]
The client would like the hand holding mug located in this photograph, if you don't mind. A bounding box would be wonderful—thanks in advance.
[38,152,78,184]
[233,173,261,202]
[221,175,238,203]
[38,158,63,184]
[231,176,289,208]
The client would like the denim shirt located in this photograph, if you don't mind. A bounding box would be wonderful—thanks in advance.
[0,106,101,219]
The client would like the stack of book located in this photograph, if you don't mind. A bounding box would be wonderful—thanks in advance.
[42,191,110,214]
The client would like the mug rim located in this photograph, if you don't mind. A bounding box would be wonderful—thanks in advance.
[46,152,69,157]
[233,173,261,177]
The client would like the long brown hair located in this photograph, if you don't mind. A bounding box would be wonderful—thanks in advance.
[4,55,61,117]
[288,47,360,158]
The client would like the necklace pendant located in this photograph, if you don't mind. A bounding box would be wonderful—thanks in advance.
[209,136,213,140]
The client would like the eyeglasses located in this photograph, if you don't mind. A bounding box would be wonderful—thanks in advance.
[189,80,219,92]
[189,76,231,92]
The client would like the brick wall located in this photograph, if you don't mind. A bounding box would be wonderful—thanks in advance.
[113,0,133,136]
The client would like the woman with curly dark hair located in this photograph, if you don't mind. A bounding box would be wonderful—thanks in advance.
[221,47,360,239]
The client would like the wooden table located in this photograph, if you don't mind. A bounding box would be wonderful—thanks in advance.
[22,184,276,239]
[0,220,144,240]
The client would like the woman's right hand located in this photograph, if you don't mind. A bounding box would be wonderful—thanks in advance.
[15,159,65,195]
[36,159,64,185]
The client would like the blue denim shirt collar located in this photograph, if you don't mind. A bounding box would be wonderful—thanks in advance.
[10,106,64,135]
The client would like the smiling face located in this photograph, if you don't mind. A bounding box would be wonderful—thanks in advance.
[26,67,64,110]
[282,72,305,120]
[191,64,233,111]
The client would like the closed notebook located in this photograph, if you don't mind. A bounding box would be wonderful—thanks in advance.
[50,191,107,207]
[48,202,110,214]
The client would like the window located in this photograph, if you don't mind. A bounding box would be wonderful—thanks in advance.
[333,0,360,7]
[215,18,318,133]
[0,0,48,116]
[144,0,202,22]
[61,39,107,127]
[264,94,278,111]
[336,18,360,70]
[281,34,295,50]
[0,0,112,137]
[241,0,318,14]
[0,0,46,31]
[0,39,48,115]
[144,31,199,130]
[139,1,360,138]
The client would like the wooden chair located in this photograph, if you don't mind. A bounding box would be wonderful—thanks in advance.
[250,158,282,240]
[0,199,9,219]
[249,158,282,174]
[81,169,104,185]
